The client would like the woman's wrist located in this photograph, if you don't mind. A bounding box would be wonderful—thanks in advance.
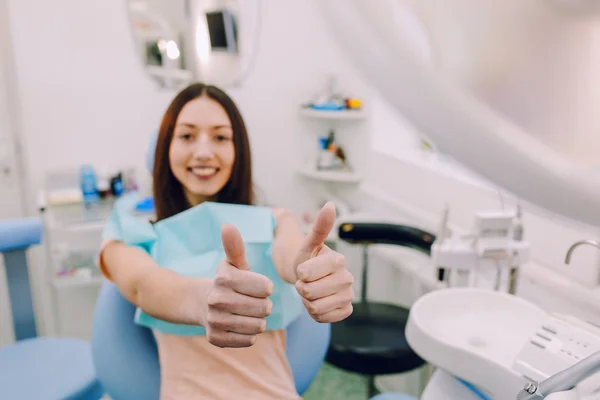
[137,268,213,327]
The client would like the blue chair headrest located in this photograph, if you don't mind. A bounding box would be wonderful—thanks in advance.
[146,131,159,175]
[0,218,43,252]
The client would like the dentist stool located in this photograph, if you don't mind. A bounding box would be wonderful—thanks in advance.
[0,218,104,400]
[326,222,435,397]
[91,282,331,399]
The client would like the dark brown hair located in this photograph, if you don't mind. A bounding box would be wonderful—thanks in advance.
[153,83,255,221]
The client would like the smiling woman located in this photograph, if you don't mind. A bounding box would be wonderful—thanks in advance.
[152,83,255,221]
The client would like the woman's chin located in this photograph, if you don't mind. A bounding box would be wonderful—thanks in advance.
[184,185,221,205]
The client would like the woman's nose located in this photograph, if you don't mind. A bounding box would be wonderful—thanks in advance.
[192,135,214,160]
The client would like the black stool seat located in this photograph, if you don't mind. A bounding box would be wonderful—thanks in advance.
[326,302,425,376]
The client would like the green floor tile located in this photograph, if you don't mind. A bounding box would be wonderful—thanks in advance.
[303,362,370,400]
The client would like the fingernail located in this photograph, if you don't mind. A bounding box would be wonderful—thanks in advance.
[266,300,273,316]
[267,281,274,295]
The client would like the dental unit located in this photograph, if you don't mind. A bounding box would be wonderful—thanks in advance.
[431,206,530,294]
[401,238,600,400]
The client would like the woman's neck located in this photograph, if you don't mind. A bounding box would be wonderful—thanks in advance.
[185,191,217,208]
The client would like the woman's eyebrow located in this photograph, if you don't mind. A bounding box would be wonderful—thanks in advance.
[212,124,233,129]
[176,122,198,129]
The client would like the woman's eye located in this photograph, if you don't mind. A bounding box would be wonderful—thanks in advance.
[179,133,193,141]
[216,135,231,142]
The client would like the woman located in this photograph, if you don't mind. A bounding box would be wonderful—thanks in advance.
[99,83,354,399]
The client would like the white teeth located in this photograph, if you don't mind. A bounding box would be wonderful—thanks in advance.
[191,167,217,177]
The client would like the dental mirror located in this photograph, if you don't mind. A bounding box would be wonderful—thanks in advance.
[320,0,600,227]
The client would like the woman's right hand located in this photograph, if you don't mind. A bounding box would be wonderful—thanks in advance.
[203,224,275,348]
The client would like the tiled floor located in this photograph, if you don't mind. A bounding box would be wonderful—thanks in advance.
[304,362,370,399]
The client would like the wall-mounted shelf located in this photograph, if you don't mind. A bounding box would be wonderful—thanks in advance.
[298,165,362,183]
[299,107,366,121]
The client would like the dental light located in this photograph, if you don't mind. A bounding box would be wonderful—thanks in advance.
[318,0,600,228]
[548,0,600,17]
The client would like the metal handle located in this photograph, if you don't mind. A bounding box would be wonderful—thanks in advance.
[565,239,600,264]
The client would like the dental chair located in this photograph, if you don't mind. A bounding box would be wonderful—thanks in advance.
[326,222,435,398]
[91,282,331,399]
[0,218,104,399]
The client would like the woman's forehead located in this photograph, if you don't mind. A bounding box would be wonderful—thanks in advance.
[177,97,231,127]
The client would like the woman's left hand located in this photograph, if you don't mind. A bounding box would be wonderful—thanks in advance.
[293,202,354,323]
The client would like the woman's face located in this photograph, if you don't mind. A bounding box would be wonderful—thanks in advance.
[169,96,235,206]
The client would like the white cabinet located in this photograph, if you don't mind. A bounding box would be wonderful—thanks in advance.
[40,200,112,338]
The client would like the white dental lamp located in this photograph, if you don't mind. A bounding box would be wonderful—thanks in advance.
[319,0,600,229]
[318,1,600,399]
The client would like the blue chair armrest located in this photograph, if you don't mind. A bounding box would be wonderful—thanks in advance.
[285,308,331,395]
[0,218,42,252]
[92,283,161,400]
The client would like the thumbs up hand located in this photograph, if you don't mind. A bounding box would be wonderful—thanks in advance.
[294,202,354,323]
[204,224,274,348]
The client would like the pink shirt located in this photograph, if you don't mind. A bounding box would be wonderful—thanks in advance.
[154,330,301,399]
[99,240,301,399]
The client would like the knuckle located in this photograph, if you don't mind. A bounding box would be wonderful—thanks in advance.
[336,254,346,267]
[345,271,355,285]
[248,335,257,346]
[346,304,354,317]
[263,279,274,296]
[296,264,308,280]
[206,292,226,308]
[206,331,222,347]
[296,281,312,299]
[302,287,312,300]
[214,271,233,287]
[314,313,327,323]
[206,312,221,328]
[345,288,355,303]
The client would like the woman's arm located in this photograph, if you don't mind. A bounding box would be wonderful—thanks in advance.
[271,208,306,284]
[100,241,212,327]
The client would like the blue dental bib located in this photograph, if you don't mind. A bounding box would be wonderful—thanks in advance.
[102,193,302,336]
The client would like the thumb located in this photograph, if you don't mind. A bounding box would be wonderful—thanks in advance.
[300,202,336,257]
[221,224,250,270]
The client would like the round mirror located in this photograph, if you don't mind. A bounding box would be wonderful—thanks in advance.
[124,0,257,89]
[320,0,600,226]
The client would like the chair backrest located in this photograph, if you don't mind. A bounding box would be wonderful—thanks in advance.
[338,222,436,255]
[91,283,330,399]
[338,222,435,302]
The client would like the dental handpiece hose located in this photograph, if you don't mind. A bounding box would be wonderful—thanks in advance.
[534,351,600,398]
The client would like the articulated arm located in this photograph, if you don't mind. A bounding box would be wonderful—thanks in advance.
[517,351,600,399]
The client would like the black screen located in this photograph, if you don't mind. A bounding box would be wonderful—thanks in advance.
[206,11,237,50]
[206,11,228,49]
